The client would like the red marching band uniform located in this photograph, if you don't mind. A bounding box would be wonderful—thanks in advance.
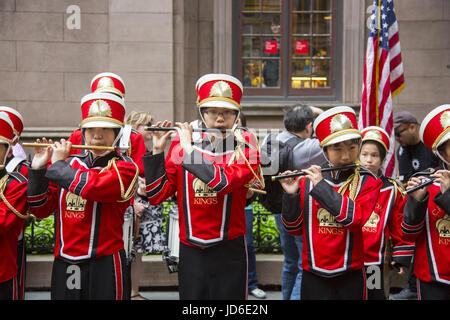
[360,127,414,267]
[281,107,382,299]
[26,92,138,299]
[0,112,29,300]
[144,75,261,248]
[401,104,450,298]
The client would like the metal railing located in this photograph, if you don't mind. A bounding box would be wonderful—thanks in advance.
[25,200,281,254]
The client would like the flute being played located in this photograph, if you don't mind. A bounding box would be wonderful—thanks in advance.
[271,163,358,181]
[405,177,437,194]
[22,142,115,152]
[144,126,246,133]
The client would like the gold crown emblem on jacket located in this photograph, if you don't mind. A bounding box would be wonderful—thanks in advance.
[317,208,342,228]
[436,214,450,238]
[330,114,353,133]
[66,192,87,212]
[193,178,216,198]
[88,99,112,117]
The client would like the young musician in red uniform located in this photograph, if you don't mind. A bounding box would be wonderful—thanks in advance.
[27,92,139,300]
[359,126,414,299]
[279,106,382,300]
[0,113,29,300]
[402,104,450,299]
[0,107,29,300]
[67,72,146,176]
[144,74,262,299]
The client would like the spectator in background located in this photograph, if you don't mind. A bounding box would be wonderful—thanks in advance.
[125,111,166,300]
[260,104,324,300]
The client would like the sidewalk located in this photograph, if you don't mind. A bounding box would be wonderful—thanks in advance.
[25,290,282,300]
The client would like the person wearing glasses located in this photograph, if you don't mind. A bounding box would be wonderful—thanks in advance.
[390,111,440,300]
[143,74,262,299]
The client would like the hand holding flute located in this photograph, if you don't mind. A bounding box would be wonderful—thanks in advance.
[29,138,72,170]
[278,165,324,195]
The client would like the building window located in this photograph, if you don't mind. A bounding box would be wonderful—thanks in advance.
[237,0,336,97]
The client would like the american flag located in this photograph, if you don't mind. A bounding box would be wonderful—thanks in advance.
[359,0,404,178]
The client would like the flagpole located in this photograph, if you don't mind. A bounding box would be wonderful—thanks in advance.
[375,0,381,126]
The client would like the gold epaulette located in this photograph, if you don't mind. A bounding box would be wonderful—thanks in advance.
[388,178,407,199]
[101,157,139,202]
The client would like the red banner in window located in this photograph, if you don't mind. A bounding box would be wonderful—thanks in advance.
[295,41,308,54]
[264,41,278,54]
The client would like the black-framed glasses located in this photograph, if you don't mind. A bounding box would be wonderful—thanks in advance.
[203,109,238,119]
[395,125,410,138]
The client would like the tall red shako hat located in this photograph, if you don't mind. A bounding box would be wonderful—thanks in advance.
[361,126,390,154]
[195,74,243,111]
[313,106,361,147]
[420,104,450,163]
[91,72,125,98]
[80,92,126,129]
[0,106,24,141]
[0,111,15,146]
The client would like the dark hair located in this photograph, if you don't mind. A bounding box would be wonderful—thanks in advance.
[81,127,121,140]
[283,104,314,132]
[437,139,449,156]
[324,138,361,152]
[238,112,247,127]
[362,140,387,162]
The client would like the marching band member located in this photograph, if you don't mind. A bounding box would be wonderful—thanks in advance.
[0,113,29,300]
[27,92,139,300]
[278,106,382,300]
[143,74,262,299]
[67,72,146,176]
[402,104,450,299]
[359,126,414,299]
[0,107,29,300]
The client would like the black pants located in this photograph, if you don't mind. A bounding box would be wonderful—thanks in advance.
[418,279,450,300]
[178,236,248,300]
[301,269,366,300]
[51,250,129,300]
[0,276,18,300]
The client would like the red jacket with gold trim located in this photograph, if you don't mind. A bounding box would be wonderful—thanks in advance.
[281,166,382,277]
[401,182,450,285]
[0,171,28,283]
[27,152,138,263]
[362,176,414,267]
[144,130,260,248]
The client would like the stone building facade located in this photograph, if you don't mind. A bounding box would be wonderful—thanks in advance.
[0,0,448,145]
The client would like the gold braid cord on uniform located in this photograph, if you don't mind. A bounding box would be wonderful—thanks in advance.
[337,167,362,201]
[0,174,30,219]
[232,128,265,191]
[100,157,139,202]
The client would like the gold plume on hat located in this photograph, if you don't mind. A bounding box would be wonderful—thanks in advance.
[88,100,112,117]
[330,114,353,133]
[364,130,382,140]
[440,111,450,129]
[209,81,233,99]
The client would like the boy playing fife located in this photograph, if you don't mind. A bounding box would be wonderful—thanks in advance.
[27,92,138,300]
[279,106,382,299]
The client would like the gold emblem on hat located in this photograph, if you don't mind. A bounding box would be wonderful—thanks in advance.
[440,111,450,129]
[97,77,115,91]
[209,81,233,99]
[330,114,353,133]
[364,130,382,141]
[88,99,112,117]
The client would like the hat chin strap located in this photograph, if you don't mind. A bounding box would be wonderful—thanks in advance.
[435,149,450,168]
